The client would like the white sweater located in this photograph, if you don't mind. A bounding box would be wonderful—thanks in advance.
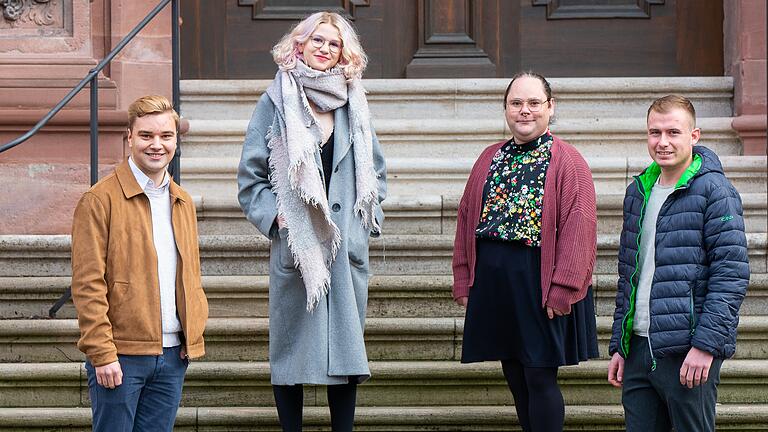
[128,158,182,347]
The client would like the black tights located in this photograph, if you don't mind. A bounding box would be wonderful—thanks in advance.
[272,382,358,432]
[501,359,564,432]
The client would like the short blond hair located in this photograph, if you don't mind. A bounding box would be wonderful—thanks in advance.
[647,94,697,128]
[271,11,367,79]
[127,95,180,131]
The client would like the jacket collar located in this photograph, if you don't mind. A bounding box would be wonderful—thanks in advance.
[115,159,186,203]
[636,152,703,194]
[127,157,172,189]
[116,159,144,199]
[168,179,186,204]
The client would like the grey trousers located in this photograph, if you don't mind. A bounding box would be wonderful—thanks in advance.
[622,334,722,432]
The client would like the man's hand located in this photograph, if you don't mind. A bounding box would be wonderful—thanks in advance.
[546,306,565,319]
[277,215,286,229]
[95,361,123,389]
[680,346,714,388]
[455,296,468,308]
[608,353,625,388]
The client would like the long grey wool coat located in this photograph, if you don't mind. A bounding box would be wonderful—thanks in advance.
[237,94,387,385]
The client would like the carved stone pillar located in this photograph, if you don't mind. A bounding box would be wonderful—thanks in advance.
[0,0,122,234]
[724,0,767,155]
[106,0,172,109]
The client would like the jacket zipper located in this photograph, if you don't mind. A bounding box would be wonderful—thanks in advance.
[644,183,689,371]
[644,203,656,372]
[622,159,697,368]
[619,178,646,358]
[644,189,671,372]
[659,181,695,337]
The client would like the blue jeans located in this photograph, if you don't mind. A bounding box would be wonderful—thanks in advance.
[622,335,722,432]
[85,346,188,432]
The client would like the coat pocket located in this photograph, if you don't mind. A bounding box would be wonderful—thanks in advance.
[107,282,154,342]
[185,289,209,346]
[276,228,296,270]
[108,281,131,308]
[347,220,371,267]
[688,280,697,336]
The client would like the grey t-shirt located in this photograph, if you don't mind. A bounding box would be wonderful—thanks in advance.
[633,180,676,336]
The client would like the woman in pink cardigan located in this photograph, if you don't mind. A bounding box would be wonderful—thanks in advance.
[452,72,599,432]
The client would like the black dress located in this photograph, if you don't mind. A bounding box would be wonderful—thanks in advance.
[461,239,599,366]
[461,134,599,367]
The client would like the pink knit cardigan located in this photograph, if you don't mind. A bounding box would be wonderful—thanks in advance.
[452,136,597,313]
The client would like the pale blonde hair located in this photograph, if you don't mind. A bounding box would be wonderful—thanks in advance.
[127,95,179,131]
[271,11,368,79]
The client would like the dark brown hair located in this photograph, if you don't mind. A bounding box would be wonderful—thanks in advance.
[503,71,553,108]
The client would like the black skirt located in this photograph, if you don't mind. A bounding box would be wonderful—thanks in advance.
[461,238,599,367]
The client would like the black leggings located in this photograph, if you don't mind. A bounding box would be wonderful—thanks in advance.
[272,382,358,432]
[501,359,564,432]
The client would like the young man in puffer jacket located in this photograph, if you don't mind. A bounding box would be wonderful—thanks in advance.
[607,95,749,431]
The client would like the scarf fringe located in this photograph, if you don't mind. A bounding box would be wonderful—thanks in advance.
[305,273,331,312]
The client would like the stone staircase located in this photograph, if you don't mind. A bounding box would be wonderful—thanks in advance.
[0,77,766,431]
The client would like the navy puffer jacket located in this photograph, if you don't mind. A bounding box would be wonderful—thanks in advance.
[609,146,749,360]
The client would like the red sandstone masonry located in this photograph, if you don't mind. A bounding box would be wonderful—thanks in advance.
[725,0,767,155]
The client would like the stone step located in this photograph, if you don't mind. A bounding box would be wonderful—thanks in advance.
[2,316,767,363]
[3,271,766,323]
[194,192,768,237]
[0,233,764,279]
[180,154,767,198]
[0,274,457,319]
[2,404,767,431]
[180,77,734,121]
[0,317,457,363]
[0,235,765,317]
[0,360,766,408]
[191,233,765,279]
[181,117,740,160]
[196,194,455,236]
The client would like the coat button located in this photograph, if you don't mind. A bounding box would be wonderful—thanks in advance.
[334,166,339,173]
[332,203,341,212]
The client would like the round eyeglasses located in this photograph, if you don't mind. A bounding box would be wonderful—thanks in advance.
[507,98,551,112]
[309,35,343,54]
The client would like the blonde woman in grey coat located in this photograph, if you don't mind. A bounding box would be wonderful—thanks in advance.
[237,11,386,432]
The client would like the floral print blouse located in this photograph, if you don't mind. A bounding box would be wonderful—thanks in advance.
[475,131,553,247]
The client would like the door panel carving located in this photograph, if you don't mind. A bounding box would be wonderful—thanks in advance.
[406,0,495,77]
[237,0,370,20]
[531,0,664,19]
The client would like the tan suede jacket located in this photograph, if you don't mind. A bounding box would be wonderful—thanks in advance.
[71,160,208,366]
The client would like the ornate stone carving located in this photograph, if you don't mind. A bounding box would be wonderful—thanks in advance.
[1,0,56,26]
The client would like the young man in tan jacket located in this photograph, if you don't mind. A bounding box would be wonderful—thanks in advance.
[71,95,208,432]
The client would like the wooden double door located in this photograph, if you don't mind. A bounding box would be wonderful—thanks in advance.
[181,0,724,79]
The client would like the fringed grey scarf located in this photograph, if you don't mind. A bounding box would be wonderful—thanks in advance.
[266,61,379,312]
